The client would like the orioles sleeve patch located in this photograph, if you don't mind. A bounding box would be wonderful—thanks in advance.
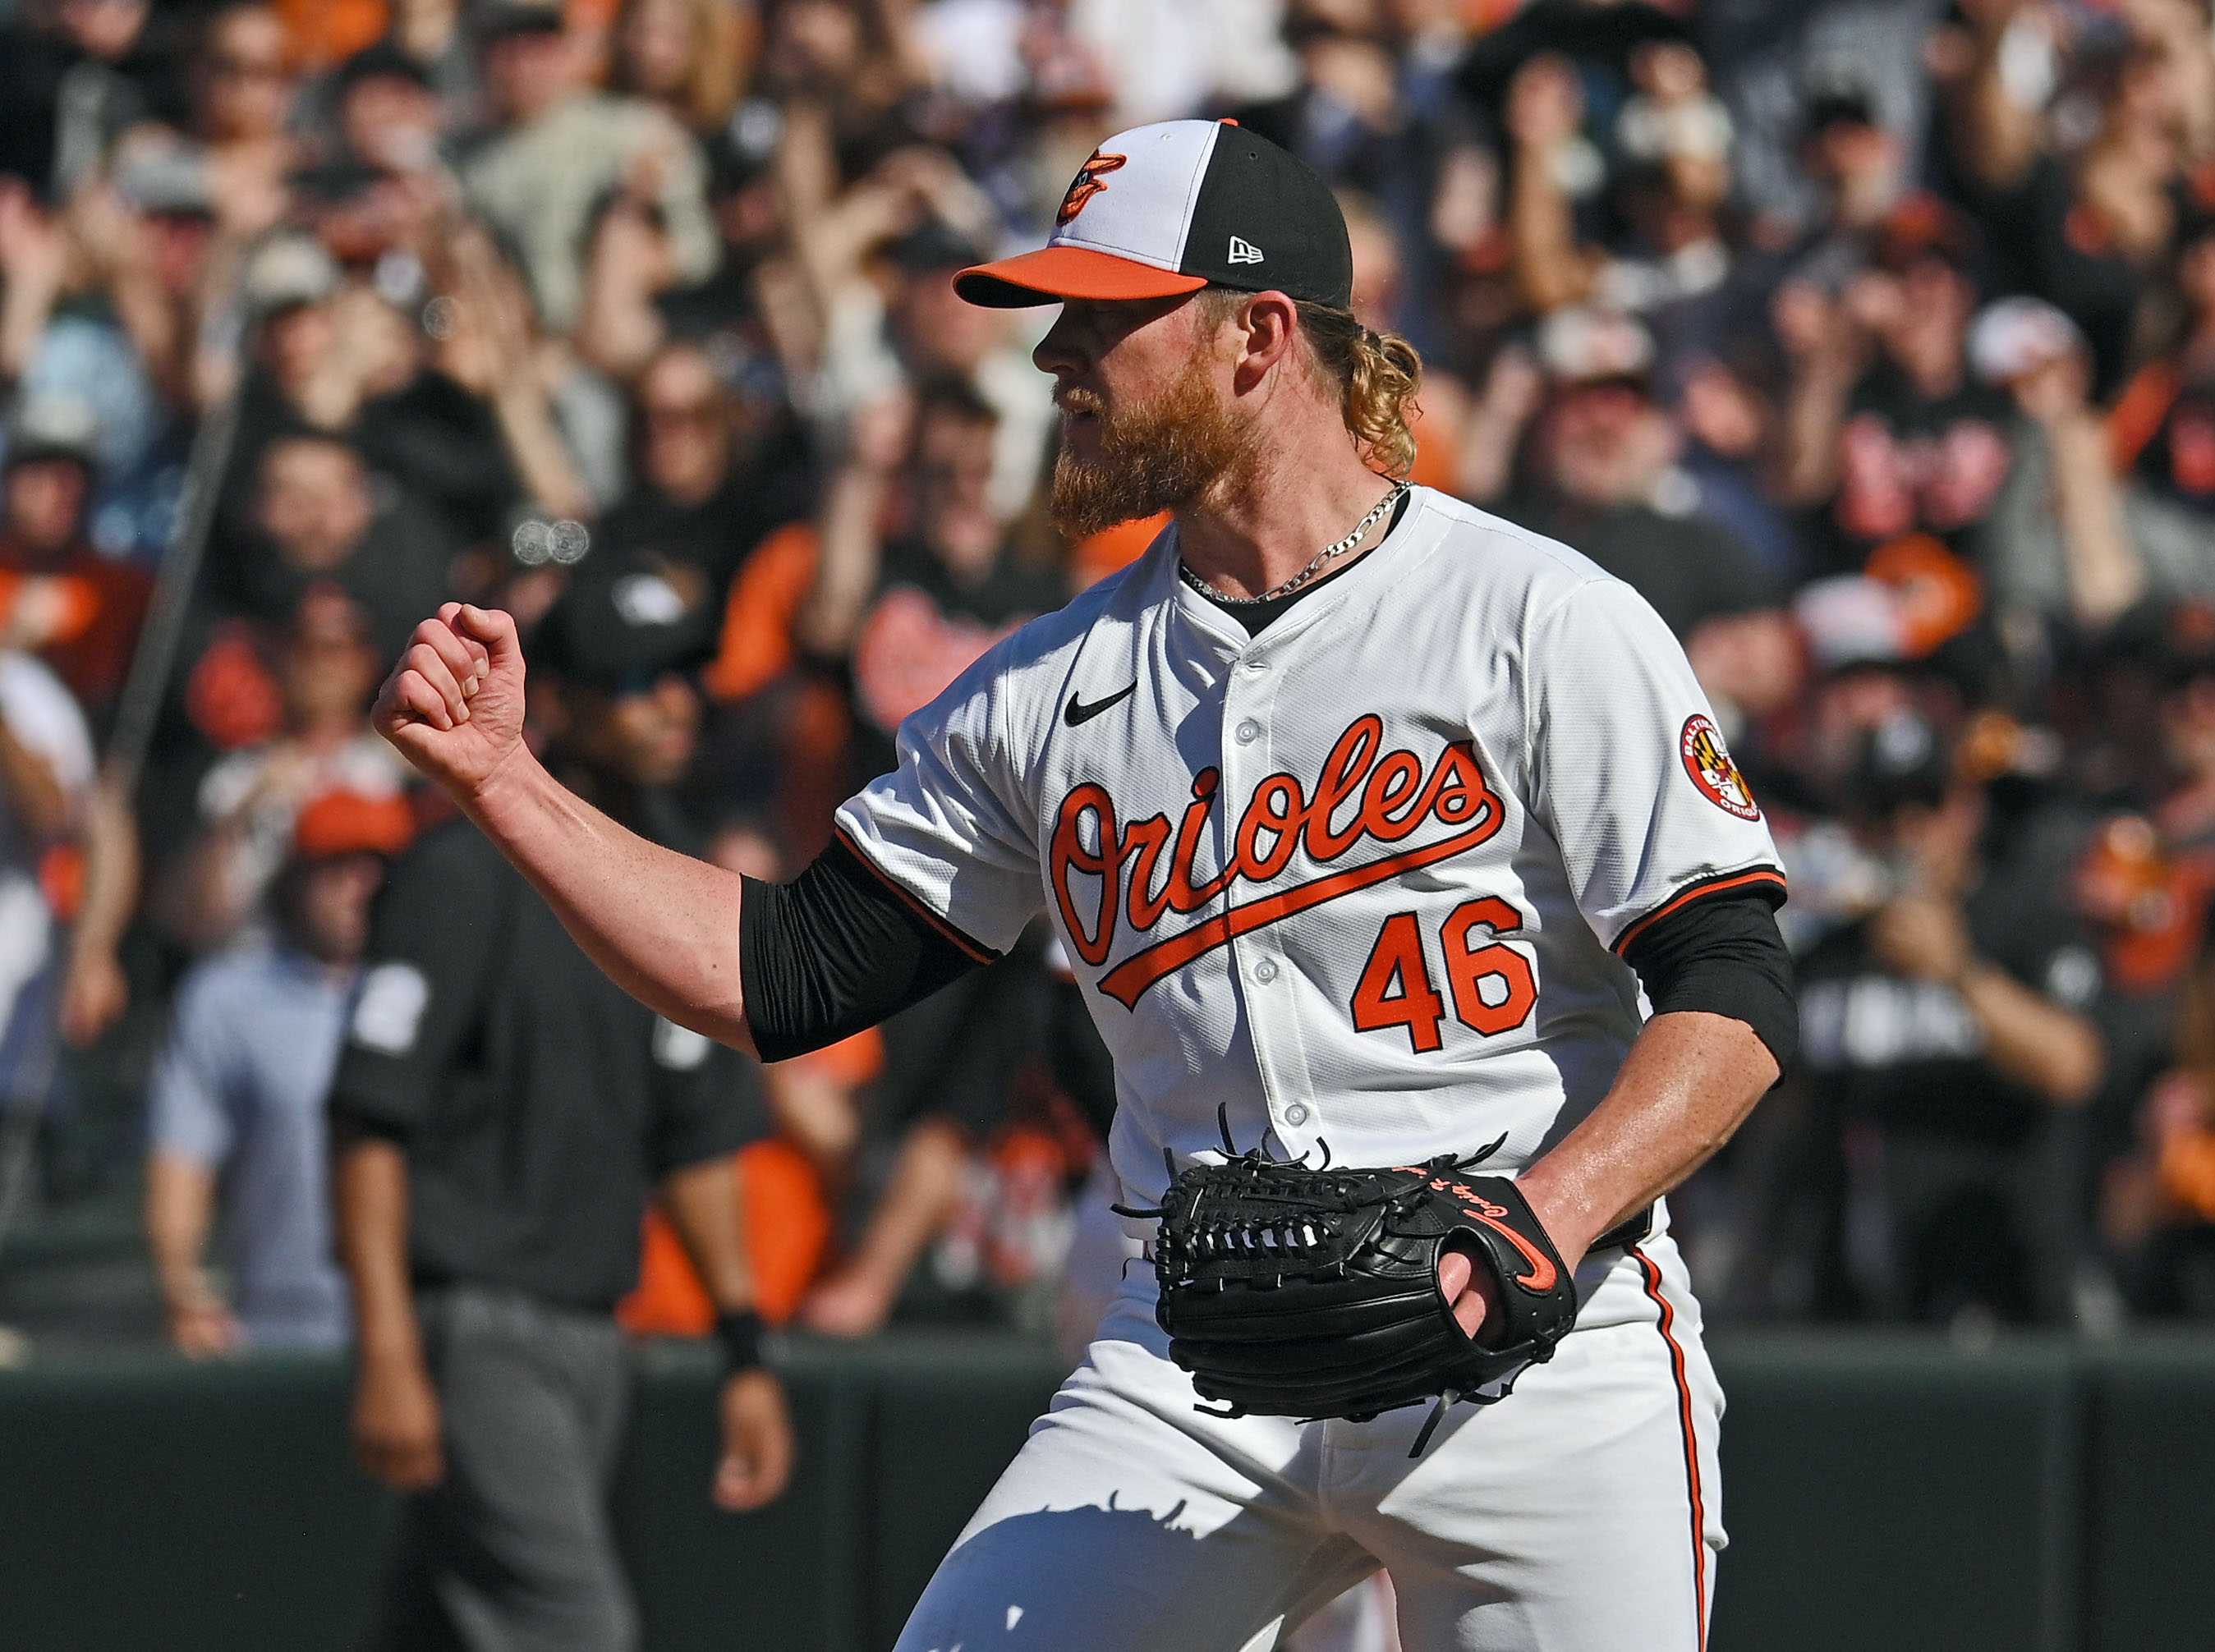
[1680,714,1761,820]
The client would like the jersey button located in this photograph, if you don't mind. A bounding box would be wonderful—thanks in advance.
[1284,1102,1312,1127]
[1234,718,1261,745]
[1252,958,1279,984]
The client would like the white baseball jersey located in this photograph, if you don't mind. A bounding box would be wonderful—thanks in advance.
[837,485,1785,1217]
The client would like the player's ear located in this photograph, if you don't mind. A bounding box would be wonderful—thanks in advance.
[1229,290,1300,392]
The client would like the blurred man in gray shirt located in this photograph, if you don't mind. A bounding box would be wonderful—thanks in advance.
[144,788,415,1354]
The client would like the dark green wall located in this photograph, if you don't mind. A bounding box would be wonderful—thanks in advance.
[0,1331,2207,1651]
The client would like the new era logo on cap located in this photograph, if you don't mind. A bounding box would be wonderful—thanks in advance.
[955,121,1350,310]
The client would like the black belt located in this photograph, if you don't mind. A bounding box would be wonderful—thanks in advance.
[1591,1203,1655,1253]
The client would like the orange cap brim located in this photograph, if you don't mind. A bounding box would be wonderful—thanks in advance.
[954,246,1209,308]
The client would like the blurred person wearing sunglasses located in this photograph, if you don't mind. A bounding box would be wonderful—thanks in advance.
[596,341,811,598]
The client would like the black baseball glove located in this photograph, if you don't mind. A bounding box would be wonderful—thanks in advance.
[1122,1129,1580,1454]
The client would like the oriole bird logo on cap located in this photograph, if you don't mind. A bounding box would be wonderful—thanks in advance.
[1056,149,1127,227]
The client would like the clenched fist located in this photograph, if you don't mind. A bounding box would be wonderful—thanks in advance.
[373,603,526,802]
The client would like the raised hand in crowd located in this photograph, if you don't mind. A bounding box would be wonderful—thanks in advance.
[797,388,914,656]
[1505,53,1593,314]
[0,181,73,393]
[437,224,596,521]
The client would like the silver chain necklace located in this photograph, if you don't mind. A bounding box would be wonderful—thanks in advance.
[1177,482,1407,606]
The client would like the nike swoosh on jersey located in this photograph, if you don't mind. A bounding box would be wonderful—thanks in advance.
[1064,683,1138,726]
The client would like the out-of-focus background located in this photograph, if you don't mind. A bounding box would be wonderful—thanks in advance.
[0,0,2211,1646]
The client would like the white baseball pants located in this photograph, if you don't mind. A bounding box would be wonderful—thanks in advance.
[898,1218,1723,1652]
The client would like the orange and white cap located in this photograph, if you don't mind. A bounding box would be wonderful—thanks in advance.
[955,120,1353,310]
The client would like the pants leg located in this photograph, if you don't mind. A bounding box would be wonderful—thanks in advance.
[895,1307,1379,1652]
[1341,1233,1725,1652]
[903,1231,1723,1652]
[360,1287,637,1652]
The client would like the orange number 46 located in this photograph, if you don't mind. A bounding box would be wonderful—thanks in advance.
[1350,897,1537,1053]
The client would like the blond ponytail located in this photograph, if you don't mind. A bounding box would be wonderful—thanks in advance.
[1297,301,1424,480]
[1193,290,1426,479]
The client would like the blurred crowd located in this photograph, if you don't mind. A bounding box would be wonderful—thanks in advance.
[3,0,2215,1363]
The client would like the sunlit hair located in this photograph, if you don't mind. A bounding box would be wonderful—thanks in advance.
[1196,288,1424,480]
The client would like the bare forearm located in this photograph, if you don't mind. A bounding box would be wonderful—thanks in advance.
[1956,965,2102,1105]
[2047,412,2143,626]
[1455,401,1531,505]
[1775,358,1855,506]
[70,774,139,959]
[1508,145,1589,314]
[843,1117,966,1287]
[1518,1011,1778,1261]
[661,1158,758,1312]
[797,467,889,654]
[492,383,595,524]
[145,1152,218,1303]
[576,261,666,380]
[333,1136,423,1364]
[0,719,67,842]
[467,749,754,1049]
[0,261,61,385]
[1945,27,2043,197]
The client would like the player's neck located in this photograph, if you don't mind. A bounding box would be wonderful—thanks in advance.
[1174,420,1399,602]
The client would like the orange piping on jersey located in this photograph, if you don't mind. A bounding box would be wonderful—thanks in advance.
[1611,868,1788,957]
[1097,815,1502,1007]
[1634,1245,1710,1652]
[833,826,1002,966]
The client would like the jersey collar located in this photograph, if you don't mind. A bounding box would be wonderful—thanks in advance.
[1160,484,1438,652]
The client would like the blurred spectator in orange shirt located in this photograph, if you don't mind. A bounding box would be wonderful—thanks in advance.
[0,400,152,729]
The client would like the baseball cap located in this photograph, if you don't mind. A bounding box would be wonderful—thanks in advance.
[533,554,718,691]
[4,397,101,471]
[334,40,434,96]
[1845,710,1953,816]
[478,0,567,40]
[293,788,416,861]
[241,232,341,317]
[1799,80,1877,143]
[1968,296,2083,385]
[955,120,1353,310]
[1869,192,1983,278]
[1534,306,1656,388]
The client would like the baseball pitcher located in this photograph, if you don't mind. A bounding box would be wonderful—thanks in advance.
[375,122,1796,1652]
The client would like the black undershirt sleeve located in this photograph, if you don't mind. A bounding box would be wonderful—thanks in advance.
[740,839,985,1062]
[1620,888,1798,1072]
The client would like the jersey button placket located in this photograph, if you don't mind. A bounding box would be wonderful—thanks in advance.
[1221,670,1306,1150]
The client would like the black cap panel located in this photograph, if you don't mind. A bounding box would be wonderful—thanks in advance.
[533,556,719,691]
[1181,132,1353,308]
